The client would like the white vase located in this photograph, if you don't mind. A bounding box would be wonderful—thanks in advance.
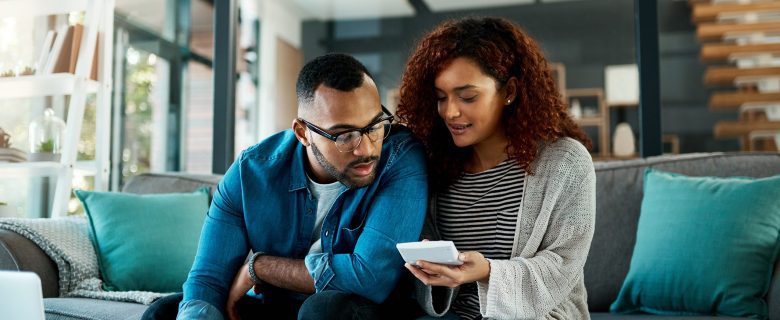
[613,122,635,157]
[570,99,582,119]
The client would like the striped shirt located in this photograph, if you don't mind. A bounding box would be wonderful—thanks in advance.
[436,160,525,320]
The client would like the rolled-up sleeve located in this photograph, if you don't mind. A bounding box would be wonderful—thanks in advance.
[304,142,429,303]
[181,153,249,316]
[177,299,224,320]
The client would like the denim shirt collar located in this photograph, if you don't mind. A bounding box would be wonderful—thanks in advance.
[288,143,309,192]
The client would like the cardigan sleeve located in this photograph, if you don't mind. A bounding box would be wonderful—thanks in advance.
[415,200,460,316]
[476,150,596,319]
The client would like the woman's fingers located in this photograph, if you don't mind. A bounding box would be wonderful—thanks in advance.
[417,260,460,280]
[405,263,456,287]
[405,263,431,280]
[458,251,484,263]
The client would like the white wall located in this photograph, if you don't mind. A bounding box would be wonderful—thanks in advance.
[256,0,305,141]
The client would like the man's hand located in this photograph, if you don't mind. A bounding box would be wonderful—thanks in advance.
[405,251,491,288]
[226,264,259,320]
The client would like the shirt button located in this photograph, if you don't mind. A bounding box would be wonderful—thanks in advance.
[324,230,329,237]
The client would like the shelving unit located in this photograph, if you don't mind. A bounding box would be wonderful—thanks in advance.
[709,91,780,109]
[697,21,780,41]
[0,74,100,99]
[704,66,780,85]
[567,88,610,159]
[701,42,780,62]
[692,2,780,23]
[0,0,114,217]
[692,0,780,151]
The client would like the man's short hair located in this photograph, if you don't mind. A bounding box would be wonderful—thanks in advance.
[296,53,374,108]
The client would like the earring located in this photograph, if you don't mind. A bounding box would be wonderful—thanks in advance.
[506,99,512,105]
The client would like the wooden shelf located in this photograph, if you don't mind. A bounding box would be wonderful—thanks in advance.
[566,88,610,158]
[0,0,88,18]
[714,119,780,137]
[701,42,780,62]
[697,21,780,41]
[693,2,780,23]
[704,66,780,85]
[0,160,97,179]
[574,117,604,126]
[0,74,100,100]
[709,91,780,109]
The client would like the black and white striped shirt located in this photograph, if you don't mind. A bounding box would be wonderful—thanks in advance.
[436,160,525,320]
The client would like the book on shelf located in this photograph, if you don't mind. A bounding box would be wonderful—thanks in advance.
[0,148,28,163]
[52,25,75,74]
[68,24,84,74]
[42,24,69,75]
[35,31,55,76]
[41,24,98,80]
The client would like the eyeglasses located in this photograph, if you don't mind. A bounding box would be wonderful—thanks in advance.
[298,105,394,153]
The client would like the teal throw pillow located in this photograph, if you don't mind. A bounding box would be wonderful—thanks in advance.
[611,169,780,319]
[75,188,209,293]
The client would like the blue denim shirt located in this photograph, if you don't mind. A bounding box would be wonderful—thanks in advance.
[179,127,428,317]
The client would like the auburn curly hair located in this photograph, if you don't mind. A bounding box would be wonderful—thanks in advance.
[397,17,591,191]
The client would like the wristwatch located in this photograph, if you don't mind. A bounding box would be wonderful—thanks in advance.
[247,251,265,285]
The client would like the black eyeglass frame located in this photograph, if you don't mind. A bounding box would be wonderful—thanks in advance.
[298,105,395,152]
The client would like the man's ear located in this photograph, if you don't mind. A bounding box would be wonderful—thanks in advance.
[504,77,518,105]
[292,119,310,147]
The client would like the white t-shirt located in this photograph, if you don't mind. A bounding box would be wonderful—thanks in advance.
[306,176,345,254]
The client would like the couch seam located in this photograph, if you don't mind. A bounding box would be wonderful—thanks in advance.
[131,173,221,185]
[594,153,780,173]
[0,239,21,270]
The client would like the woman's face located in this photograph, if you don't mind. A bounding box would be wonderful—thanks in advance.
[434,57,512,148]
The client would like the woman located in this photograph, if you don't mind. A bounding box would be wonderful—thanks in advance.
[396,17,596,319]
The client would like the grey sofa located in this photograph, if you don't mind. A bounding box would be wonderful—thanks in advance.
[1,153,779,319]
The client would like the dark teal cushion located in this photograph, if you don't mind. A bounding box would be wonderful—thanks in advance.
[75,189,209,293]
[611,169,780,319]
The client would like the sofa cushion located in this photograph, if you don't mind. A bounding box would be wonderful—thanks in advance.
[75,189,209,293]
[45,298,147,320]
[586,153,780,312]
[610,169,780,318]
[121,172,222,195]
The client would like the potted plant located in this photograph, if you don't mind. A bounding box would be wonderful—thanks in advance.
[28,108,65,162]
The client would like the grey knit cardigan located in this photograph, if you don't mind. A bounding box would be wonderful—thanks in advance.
[416,137,596,320]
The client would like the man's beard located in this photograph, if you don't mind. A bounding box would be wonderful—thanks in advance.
[310,142,379,188]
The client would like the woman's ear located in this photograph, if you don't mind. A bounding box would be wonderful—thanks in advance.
[504,77,518,105]
[292,119,310,147]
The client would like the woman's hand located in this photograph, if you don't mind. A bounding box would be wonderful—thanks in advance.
[405,251,491,288]
[225,264,261,320]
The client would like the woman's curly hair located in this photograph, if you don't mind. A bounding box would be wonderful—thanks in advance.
[396,17,591,191]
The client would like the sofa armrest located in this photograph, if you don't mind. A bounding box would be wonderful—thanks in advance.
[0,229,59,297]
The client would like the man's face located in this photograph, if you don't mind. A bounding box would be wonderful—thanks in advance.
[296,75,384,188]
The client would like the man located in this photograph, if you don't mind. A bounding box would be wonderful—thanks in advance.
[144,53,428,320]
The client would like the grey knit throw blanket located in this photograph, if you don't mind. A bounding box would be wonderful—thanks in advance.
[0,217,170,305]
